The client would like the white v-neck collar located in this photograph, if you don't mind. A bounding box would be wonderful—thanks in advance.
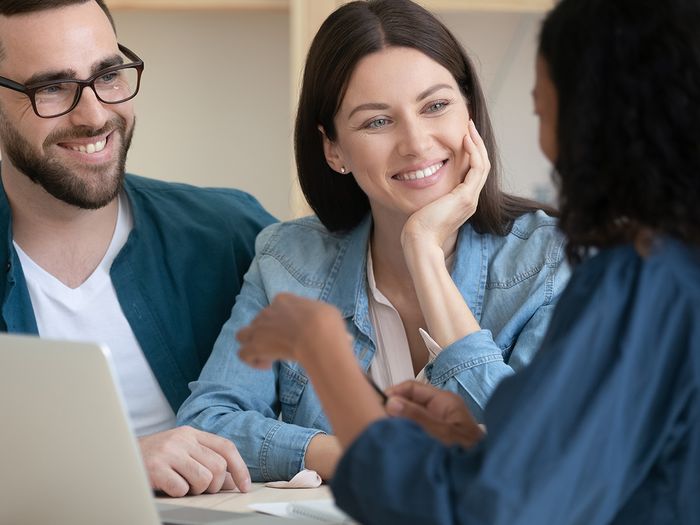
[13,192,132,301]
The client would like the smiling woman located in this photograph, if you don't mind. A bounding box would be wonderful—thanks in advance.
[322,47,473,225]
[177,0,570,483]
[235,0,700,522]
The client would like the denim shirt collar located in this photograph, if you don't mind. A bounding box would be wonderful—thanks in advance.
[318,213,489,339]
[319,214,374,339]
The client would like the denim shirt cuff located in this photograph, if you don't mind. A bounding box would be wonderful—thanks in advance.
[427,329,501,383]
[426,329,514,422]
[260,422,326,481]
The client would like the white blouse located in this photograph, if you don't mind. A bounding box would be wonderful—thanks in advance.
[366,246,452,390]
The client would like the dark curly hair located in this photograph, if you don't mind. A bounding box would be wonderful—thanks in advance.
[540,0,700,261]
[295,0,550,234]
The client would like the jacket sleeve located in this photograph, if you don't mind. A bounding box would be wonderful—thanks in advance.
[332,298,697,525]
[332,245,700,525]
[176,229,324,482]
[332,419,488,525]
[426,236,570,421]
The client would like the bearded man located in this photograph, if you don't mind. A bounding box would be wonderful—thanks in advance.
[0,0,275,497]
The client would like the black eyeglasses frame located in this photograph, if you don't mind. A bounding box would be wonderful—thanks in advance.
[0,43,144,119]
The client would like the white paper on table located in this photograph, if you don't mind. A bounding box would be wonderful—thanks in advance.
[249,499,354,523]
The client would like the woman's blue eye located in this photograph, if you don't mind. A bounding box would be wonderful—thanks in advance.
[427,101,448,113]
[367,118,389,129]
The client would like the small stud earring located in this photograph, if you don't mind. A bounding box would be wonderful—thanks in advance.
[340,167,346,174]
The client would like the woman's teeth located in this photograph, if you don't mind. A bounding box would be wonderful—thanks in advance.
[394,161,444,181]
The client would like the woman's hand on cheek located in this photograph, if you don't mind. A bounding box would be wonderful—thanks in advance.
[237,294,346,369]
[401,119,491,254]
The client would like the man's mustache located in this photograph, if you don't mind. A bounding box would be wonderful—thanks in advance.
[44,117,127,144]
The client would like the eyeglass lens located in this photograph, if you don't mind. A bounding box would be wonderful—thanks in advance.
[34,66,139,117]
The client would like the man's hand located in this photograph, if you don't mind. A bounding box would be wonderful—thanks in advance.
[138,426,251,497]
[385,381,485,449]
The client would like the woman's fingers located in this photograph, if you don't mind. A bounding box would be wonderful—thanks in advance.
[386,380,442,407]
[459,120,489,195]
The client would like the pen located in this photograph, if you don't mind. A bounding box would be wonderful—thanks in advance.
[365,373,388,404]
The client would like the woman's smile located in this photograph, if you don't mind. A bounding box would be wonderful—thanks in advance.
[326,46,471,221]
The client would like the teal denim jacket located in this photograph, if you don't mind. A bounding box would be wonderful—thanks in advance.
[0,173,275,411]
[177,211,570,481]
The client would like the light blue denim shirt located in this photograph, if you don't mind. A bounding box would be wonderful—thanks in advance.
[177,211,570,481]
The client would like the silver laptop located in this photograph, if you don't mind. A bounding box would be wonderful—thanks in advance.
[0,333,318,525]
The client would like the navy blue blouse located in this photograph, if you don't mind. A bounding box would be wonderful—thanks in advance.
[332,239,700,525]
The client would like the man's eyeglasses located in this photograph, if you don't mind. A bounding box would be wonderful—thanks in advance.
[0,44,143,119]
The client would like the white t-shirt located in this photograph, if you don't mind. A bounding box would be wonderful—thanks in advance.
[14,194,176,436]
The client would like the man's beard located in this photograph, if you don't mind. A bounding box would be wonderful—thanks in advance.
[0,111,134,210]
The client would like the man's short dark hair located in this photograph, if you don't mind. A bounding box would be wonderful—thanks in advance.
[0,0,115,62]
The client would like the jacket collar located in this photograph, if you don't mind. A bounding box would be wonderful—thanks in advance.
[0,166,39,333]
[0,171,139,255]
[320,214,372,326]
[318,213,489,333]
[0,169,13,270]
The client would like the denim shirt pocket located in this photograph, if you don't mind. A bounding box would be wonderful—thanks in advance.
[278,361,308,423]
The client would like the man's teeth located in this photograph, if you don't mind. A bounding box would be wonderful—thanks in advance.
[395,161,444,181]
[69,139,106,154]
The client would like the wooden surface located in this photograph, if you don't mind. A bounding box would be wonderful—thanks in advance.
[156,483,333,513]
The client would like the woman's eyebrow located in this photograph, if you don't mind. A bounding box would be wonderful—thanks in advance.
[346,83,454,119]
[348,102,390,119]
[415,83,454,102]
